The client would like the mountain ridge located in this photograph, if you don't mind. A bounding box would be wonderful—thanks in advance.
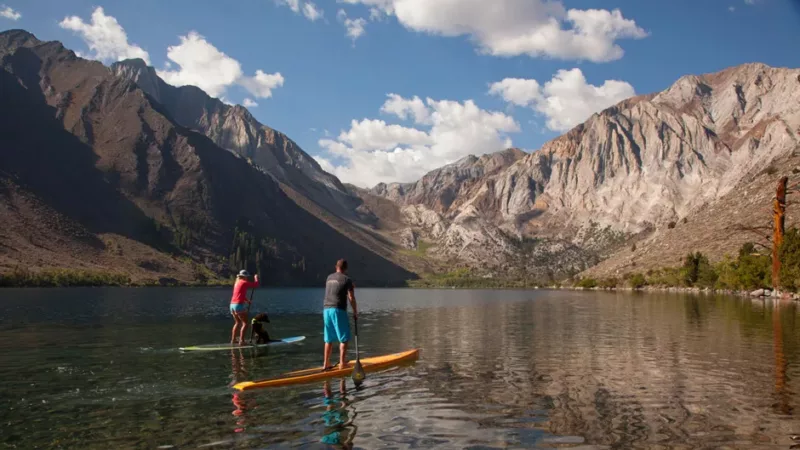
[365,62,800,279]
[2,28,799,285]
[111,58,364,221]
[0,29,415,285]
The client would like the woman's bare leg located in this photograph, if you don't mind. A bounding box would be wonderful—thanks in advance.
[231,313,241,344]
[237,312,249,344]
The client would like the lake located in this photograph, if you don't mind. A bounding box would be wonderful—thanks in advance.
[1,288,799,449]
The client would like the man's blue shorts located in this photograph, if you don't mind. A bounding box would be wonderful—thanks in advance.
[230,303,246,313]
[323,308,351,343]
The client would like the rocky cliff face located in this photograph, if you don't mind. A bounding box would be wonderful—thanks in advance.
[111,59,362,219]
[371,148,527,217]
[0,30,413,284]
[366,63,800,278]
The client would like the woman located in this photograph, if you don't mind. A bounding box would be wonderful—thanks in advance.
[231,270,259,345]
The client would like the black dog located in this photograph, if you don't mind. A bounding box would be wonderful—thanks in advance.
[250,313,279,344]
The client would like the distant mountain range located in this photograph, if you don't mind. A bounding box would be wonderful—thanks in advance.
[363,62,800,278]
[1,28,798,284]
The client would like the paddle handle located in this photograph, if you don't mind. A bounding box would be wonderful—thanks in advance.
[354,316,359,360]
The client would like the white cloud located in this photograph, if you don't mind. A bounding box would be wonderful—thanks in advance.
[489,68,635,132]
[338,9,367,42]
[744,0,756,4]
[59,7,150,63]
[338,119,434,151]
[1,5,21,20]
[729,6,736,11]
[157,31,241,97]
[339,0,646,62]
[276,0,324,21]
[242,98,259,108]
[381,94,433,125]
[318,95,519,187]
[156,31,283,100]
[239,69,285,98]
[278,0,301,13]
[303,2,323,21]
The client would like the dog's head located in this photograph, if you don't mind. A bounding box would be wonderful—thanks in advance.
[253,312,270,323]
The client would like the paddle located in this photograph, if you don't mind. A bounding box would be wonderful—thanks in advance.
[351,315,365,387]
[246,280,256,344]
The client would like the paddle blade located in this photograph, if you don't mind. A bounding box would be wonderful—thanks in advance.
[352,360,366,386]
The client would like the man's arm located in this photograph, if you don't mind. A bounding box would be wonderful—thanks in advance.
[348,283,358,319]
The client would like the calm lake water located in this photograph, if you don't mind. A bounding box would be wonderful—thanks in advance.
[1,288,800,449]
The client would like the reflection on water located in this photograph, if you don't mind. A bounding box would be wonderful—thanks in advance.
[319,379,356,449]
[1,288,800,448]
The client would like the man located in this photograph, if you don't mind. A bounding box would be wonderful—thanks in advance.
[323,259,358,371]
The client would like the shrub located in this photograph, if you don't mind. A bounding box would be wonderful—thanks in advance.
[681,252,717,288]
[0,267,130,287]
[576,278,598,289]
[668,221,677,229]
[628,273,647,289]
[735,246,771,290]
[599,277,619,289]
[779,228,800,292]
[647,267,684,287]
[631,243,637,252]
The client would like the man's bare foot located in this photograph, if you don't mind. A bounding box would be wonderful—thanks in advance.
[338,362,349,370]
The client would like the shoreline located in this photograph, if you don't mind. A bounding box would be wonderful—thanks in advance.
[550,285,800,300]
[3,282,797,300]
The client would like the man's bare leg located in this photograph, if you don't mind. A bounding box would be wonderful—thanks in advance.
[323,342,333,369]
[338,342,348,370]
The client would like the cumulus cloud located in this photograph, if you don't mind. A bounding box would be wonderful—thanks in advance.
[338,9,368,42]
[156,31,283,99]
[318,96,519,187]
[59,7,150,63]
[381,94,432,125]
[276,0,324,21]
[239,69,285,98]
[157,32,240,97]
[1,5,21,20]
[339,0,647,62]
[242,98,259,108]
[303,2,323,21]
[489,68,635,132]
[277,0,301,13]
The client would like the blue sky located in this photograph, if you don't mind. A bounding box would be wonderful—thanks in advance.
[2,0,799,187]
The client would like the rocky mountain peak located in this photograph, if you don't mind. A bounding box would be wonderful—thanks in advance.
[111,58,362,218]
[111,59,162,102]
[0,29,41,52]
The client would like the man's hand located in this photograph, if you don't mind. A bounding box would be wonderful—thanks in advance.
[254,274,259,283]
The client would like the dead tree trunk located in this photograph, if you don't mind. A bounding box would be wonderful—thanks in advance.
[773,177,788,289]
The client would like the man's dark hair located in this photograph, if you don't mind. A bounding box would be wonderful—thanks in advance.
[336,259,348,272]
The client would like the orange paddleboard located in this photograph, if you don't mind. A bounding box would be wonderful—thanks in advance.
[233,349,420,391]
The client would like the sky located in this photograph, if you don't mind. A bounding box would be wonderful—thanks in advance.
[2,0,800,187]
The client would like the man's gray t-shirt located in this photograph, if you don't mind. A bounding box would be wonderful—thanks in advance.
[324,272,353,310]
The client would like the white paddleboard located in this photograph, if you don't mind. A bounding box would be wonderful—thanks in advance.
[180,336,306,351]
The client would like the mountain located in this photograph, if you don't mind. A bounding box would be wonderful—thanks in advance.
[370,148,527,215]
[367,63,800,279]
[0,29,414,285]
[111,58,364,221]
[3,28,798,284]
